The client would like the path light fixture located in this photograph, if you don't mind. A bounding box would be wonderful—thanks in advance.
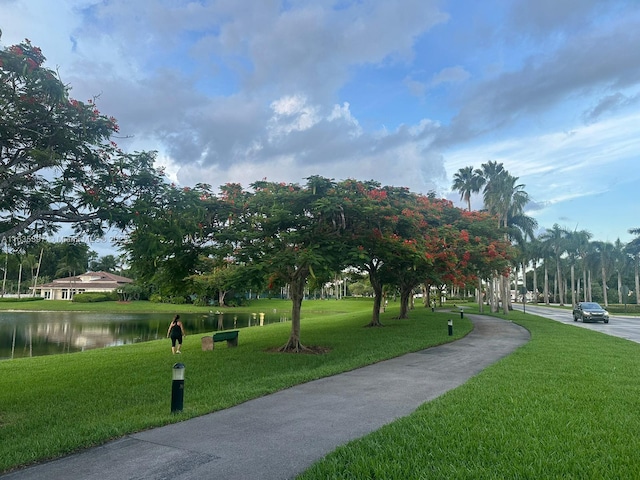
[448,319,453,336]
[171,363,185,413]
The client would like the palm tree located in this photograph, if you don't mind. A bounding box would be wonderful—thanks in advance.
[566,229,592,306]
[476,160,505,194]
[612,239,628,304]
[475,162,534,313]
[626,228,640,304]
[592,241,615,307]
[527,237,545,304]
[452,166,482,211]
[508,213,538,305]
[539,224,568,305]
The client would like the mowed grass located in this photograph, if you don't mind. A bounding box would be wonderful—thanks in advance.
[0,298,469,473]
[298,309,640,479]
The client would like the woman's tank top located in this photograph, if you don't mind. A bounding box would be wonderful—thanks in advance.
[169,322,182,337]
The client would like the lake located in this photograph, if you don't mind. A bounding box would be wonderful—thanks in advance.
[0,310,289,360]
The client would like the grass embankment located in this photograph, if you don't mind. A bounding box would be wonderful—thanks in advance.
[0,298,230,313]
[0,298,468,473]
[299,309,640,479]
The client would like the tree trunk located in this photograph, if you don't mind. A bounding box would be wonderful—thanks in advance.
[582,267,588,302]
[489,276,498,313]
[544,263,549,305]
[502,274,509,314]
[17,263,23,299]
[1,241,7,297]
[532,260,538,304]
[280,268,308,352]
[477,276,484,313]
[601,263,608,307]
[398,285,412,319]
[570,264,576,306]
[31,248,44,297]
[368,268,384,327]
[422,283,430,307]
[556,258,563,305]
[635,256,640,305]
[218,289,229,307]
[617,271,623,304]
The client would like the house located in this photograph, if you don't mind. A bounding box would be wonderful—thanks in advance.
[34,271,133,300]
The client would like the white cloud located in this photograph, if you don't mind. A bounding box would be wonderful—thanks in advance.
[430,66,470,87]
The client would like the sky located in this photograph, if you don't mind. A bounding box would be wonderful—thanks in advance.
[1,0,640,256]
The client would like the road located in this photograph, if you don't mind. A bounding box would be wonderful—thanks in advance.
[512,303,640,344]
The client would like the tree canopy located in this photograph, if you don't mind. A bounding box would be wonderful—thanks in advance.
[0,37,161,243]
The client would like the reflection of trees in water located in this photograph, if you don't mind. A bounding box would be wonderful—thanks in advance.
[0,312,288,359]
[0,312,289,359]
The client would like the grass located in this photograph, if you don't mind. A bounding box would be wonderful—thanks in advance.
[0,298,230,313]
[298,309,640,479]
[4,299,640,478]
[0,298,469,473]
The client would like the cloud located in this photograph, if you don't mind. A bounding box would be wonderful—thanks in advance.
[432,11,640,148]
[583,92,640,123]
[430,66,470,87]
[507,0,635,37]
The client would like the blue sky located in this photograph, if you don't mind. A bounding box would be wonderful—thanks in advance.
[2,0,639,253]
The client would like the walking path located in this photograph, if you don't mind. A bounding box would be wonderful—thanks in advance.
[2,315,529,480]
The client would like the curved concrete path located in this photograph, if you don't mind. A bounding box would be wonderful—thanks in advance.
[2,315,529,480]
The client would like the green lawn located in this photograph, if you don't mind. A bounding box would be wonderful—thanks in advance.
[0,298,232,313]
[0,298,468,473]
[299,309,640,479]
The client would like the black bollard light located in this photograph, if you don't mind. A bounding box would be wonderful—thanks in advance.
[448,319,453,336]
[171,363,185,413]
[460,309,464,319]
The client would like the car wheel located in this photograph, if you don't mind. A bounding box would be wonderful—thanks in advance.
[604,319,609,324]
[573,315,578,322]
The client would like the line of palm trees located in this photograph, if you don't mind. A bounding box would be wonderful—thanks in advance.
[452,162,640,307]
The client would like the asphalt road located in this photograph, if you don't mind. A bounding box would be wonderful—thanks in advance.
[512,303,640,344]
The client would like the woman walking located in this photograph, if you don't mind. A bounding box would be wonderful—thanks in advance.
[167,314,186,354]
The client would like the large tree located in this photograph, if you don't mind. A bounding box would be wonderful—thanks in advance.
[478,163,530,313]
[539,224,568,305]
[342,181,417,326]
[0,37,160,243]
[625,228,640,305]
[227,177,349,351]
[120,182,219,299]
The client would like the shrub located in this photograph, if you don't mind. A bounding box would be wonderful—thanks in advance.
[72,292,118,303]
[149,294,163,303]
[0,297,43,302]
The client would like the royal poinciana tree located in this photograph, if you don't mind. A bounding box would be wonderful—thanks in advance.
[381,196,512,320]
[339,181,418,326]
[0,37,161,244]
[119,182,220,298]
[224,176,350,352]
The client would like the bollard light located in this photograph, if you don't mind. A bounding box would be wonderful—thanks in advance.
[460,309,464,319]
[171,363,185,413]
[448,319,453,336]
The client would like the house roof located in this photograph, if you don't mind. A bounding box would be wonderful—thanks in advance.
[38,271,133,289]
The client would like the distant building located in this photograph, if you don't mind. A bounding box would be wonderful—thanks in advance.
[34,271,133,300]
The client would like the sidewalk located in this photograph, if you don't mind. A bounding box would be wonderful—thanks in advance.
[2,315,529,480]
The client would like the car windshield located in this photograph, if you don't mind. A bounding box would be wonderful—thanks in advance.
[582,302,603,309]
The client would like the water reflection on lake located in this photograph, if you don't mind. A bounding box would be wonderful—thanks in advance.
[0,310,289,360]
